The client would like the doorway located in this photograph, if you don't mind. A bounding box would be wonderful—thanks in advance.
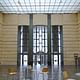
[33,26,48,66]
[51,26,63,66]
[17,25,63,67]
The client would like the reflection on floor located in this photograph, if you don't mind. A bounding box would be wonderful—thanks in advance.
[19,62,62,80]
[0,64,80,80]
[64,66,80,80]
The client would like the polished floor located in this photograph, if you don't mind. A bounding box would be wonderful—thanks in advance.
[0,64,80,80]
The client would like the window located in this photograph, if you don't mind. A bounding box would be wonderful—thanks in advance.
[51,26,62,54]
[51,25,63,66]
[18,25,29,66]
[33,26,48,53]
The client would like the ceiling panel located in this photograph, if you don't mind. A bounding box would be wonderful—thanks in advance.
[0,0,80,14]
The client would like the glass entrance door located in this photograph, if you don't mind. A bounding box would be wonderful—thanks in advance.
[33,26,48,66]
[51,26,63,67]
[20,55,28,67]
[17,26,29,67]
[18,25,63,67]
[51,54,61,66]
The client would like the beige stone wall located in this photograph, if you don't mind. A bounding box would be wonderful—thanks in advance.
[2,14,18,65]
[63,24,79,65]
[0,24,1,62]
[1,25,17,65]
[63,14,78,65]
[0,14,29,65]
[18,14,29,25]
[51,14,78,65]
[33,14,47,25]
[0,13,3,64]
[78,13,80,56]
[0,13,79,65]
[0,24,2,64]
[51,14,63,25]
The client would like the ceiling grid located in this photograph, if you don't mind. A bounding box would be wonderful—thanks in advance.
[0,0,80,14]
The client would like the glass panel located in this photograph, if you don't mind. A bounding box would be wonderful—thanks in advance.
[45,47,47,53]
[33,28,36,32]
[37,34,39,39]
[37,47,39,52]
[33,34,36,39]
[37,40,39,44]
[21,28,23,53]
[33,47,36,53]
[54,55,58,65]
[33,33,36,38]
[45,27,47,32]
[18,26,29,67]
[59,47,61,53]
[37,43,39,46]
[59,40,60,46]
[45,40,47,46]
[51,47,53,53]
[20,55,22,66]
[33,40,36,44]
[33,26,47,53]
[33,55,35,62]
[33,43,36,46]
[42,40,44,46]
[45,33,47,39]
[42,33,44,39]
[42,47,44,52]
[24,55,28,66]
[42,41,44,46]
[37,55,40,61]
[37,27,39,32]
[59,55,61,65]
[51,26,62,54]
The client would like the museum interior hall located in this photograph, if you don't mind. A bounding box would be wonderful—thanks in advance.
[0,0,80,80]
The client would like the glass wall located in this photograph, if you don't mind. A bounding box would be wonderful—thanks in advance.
[17,25,63,66]
[18,26,29,67]
[33,26,47,53]
[33,26,48,65]
[51,26,63,66]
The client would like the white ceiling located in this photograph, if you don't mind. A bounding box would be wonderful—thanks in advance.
[0,0,80,14]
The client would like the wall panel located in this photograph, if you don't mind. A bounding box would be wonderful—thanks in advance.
[78,13,80,54]
[63,14,77,25]
[0,13,3,64]
[33,14,47,25]
[51,14,63,25]
[63,25,79,65]
[2,14,29,65]
[1,25,17,65]
[0,24,2,64]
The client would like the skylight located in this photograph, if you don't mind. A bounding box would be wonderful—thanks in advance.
[0,0,80,14]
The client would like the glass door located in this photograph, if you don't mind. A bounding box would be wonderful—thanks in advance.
[17,25,63,68]
[51,26,63,66]
[17,26,29,67]
[33,26,48,66]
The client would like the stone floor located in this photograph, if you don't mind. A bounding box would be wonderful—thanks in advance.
[64,66,80,80]
[0,64,80,80]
